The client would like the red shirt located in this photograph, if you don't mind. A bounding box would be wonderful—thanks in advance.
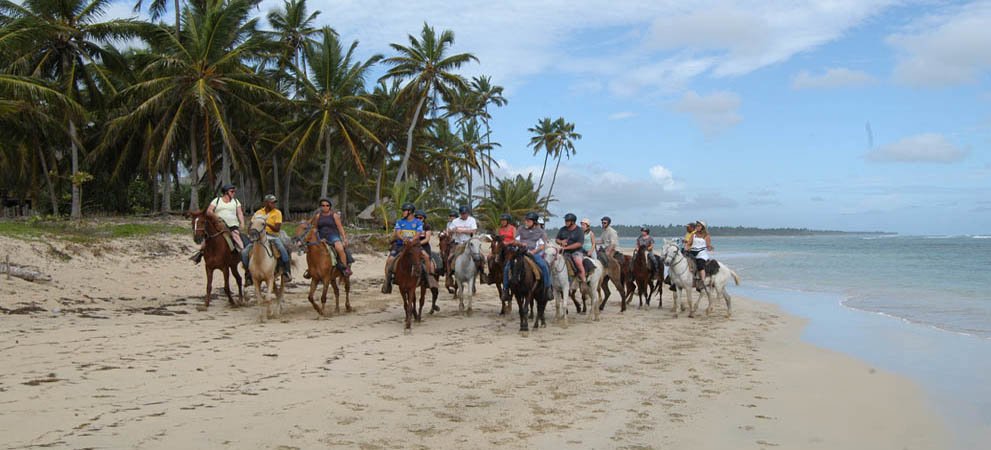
[498,225,516,244]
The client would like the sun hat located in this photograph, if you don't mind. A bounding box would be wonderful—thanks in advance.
[580,218,591,226]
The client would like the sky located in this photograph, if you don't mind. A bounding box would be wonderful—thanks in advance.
[110,0,991,234]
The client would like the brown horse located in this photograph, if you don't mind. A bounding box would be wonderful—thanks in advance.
[189,211,243,310]
[486,238,514,314]
[439,232,456,294]
[597,251,629,312]
[631,245,655,309]
[393,239,427,333]
[294,222,351,317]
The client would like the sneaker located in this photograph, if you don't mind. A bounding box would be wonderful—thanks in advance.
[189,250,203,264]
[244,273,253,286]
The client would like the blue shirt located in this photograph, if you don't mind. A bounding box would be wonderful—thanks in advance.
[394,217,424,245]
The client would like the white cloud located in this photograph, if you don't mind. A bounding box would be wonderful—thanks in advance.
[608,111,637,121]
[791,68,876,89]
[866,133,969,163]
[887,1,991,87]
[673,90,742,136]
[649,165,676,189]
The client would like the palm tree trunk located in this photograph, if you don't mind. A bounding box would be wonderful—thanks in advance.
[161,166,172,212]
[272,155,280,201]
[545,153,563,211]
[339,156,348,223]
[320,134,331,199]
[189,116,200,211]
[221,141,230,185]
[152,170,160,212]
[394,91,428,185]
[37,145,58,216]
[284,167,292,212]
[174,0,180,37]
[374,146,385,206]
[467,170,473,213]
[204,114,214,191]
[69,120,82,219]
[536,150,550,192]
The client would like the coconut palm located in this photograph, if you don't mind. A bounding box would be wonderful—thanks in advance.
[0,0,148,218]
[267,0,321,91]
[528,117,559,193]
[476,174,549,230]
[279,27,385,217]
[381,22,477,186]
[106,0,281,210]
[469,75,506,190]
[544,117,580,211]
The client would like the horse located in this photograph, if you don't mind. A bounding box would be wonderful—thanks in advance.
[631,245,656,309]
[597,250,629,312]
[692,257,740,318]
[439,231,456,294]
[659,240,695,318]
[247,215,287,322]
[507,245,548,335]
[453,236,485,316]
[486,238,514,315]
[189,211,243,310]
[544,245,605,326]
[294,221,350,317]
[393,238,427,333]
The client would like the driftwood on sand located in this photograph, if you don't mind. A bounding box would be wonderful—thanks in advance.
[1,257,52,283]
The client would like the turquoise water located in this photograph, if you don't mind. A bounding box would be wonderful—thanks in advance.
[621,234,991,448]
[622,235,991,339]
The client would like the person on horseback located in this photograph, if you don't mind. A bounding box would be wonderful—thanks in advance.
[313,198,352,277]
[382,203,423,294]
[580,218,597,259]
[446,205,478,275]
[597,216,621,268]
[683,222,697,253]
[414,210,439,288]
[191,183,245,264]
[555,213,587,283]
[496,213,516,244]
[501,212,553,301]
[637,226,661,277]
[242,194,291,284]
[537,217,546,230]
[690,220,714,288]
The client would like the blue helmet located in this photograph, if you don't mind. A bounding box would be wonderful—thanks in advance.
[458,205,469,214]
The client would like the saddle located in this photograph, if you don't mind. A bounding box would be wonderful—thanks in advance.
[704,259,720,276]
[564,254,595,279]
[523,255,541,282]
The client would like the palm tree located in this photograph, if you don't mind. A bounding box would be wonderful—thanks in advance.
[1,0,148,218]
[279,27,385,216]
[544,117,580,211]
[381,22,477,186]
[132,0,179,36]
[267,0,321,90]
[469,75,506,190]
[476,174,548,230]
[528,117,559,193]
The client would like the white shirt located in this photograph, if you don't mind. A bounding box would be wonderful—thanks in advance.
[211,197,241,228]
[448,216,478,244]
[691,235,710,260]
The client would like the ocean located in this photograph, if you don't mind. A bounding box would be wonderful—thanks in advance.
[620,234,991,448]
[620,234,991,339]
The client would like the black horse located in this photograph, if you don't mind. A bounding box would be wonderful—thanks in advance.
[507,245,548,335]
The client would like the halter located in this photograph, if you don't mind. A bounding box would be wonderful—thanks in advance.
[194,215,226,240]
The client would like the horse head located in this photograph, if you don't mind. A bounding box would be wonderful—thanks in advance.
[189,211,206,244]
[248,214,267,241]
[661,241,679,266]
[467,238,485,264]
[294,220,317,245]
[543,244,560,266]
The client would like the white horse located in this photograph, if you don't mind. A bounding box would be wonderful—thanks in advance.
[544,245,605,326]
[247,215,284,322]
[453,236,486,316]
[660,240,694,318]
[663,239,740,318]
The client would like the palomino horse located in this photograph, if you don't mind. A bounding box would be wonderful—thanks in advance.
[631,245,656,309]
[189,211,243,310]
[247,215,285,322]
[544,245,605,326]
[294,221,351,317]
[486,238,514,315]
[453,237,485,316]
[393,239,427,333]
[507,245,548,335]
[660,240,694,318]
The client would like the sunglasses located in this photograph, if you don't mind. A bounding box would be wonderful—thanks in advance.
[320,204,330,207]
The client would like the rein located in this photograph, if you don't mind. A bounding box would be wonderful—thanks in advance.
[195,216,227,240]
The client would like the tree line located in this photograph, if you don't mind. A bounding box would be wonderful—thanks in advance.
[0,0,580,230]
[602,224,885,237]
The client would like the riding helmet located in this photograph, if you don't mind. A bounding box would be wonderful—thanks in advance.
[640,226,650,233]
[458,205,469,214]
[414,210,426,219]
[500,213,512,221]
[220,183,235,193]
[401,203,415,212]
[448,209,458,218]
[564,213,577,222]
[524,212,539,221]
[601,216,611,224]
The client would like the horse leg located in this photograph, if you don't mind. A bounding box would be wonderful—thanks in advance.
[231,263,244,307]
[722,285,732,318]
[402,289,413,334]
[307,278,324,317]
[416,284,426,322]
[429,277,440,313]
[656,278,663,309]
[331,278,340,313]
[344,277,352,313]
[517,292,529,336]
[202,267,214,310]
[256,279,268,323]
[222,267,235,307]
[466,279,475,316]
[457,282,465,315]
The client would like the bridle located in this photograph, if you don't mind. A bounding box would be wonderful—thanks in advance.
[663,244,687,270]
[194,215,225,241]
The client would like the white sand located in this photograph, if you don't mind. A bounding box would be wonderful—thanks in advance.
[0,229,947,449]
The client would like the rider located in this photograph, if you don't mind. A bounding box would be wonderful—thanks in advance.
[682,222,697,253]
[597,216,620,267]
[690,220,714,288]
[313,198,351,277]
[242,194,291,283]
[503,212,553,301]
[191,183,245,263]
[580,218,596,259]
[555,213,587,283]
[446,205,478,273]
[414,210,439,288]
[382,203,423,294]
[637,226,661,276]
[497,213,516,245]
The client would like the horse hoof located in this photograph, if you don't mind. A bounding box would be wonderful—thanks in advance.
[404,328,412,335]
[335,307,341,313]
[466,308,473,317]
[431,305,440,312]
[520,330,529,337]
[196,305,208,312]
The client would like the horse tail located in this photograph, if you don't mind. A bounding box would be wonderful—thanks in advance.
[731,269,740,285]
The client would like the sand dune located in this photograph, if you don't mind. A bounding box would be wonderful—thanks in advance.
[0,232,946,449]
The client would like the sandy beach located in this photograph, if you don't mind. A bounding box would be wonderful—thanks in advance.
[0,229,948,449]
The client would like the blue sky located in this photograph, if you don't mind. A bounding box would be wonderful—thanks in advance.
[113,0,991,234]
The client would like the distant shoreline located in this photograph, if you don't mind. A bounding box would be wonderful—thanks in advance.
[604,225,889,238]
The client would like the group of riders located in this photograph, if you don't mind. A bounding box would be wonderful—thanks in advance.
[190,184,717,295]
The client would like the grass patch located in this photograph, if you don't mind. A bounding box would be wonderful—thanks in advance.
[0,220,185,243]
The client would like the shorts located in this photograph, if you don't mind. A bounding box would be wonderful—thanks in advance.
[389,242,403,257]
[564,249,585,258]
[695,258,708,271]
[323,234,342,245]
[422,244,432,255]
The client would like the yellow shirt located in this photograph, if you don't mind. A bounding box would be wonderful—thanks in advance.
[253,208,283,235]
[684,231,695,246]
